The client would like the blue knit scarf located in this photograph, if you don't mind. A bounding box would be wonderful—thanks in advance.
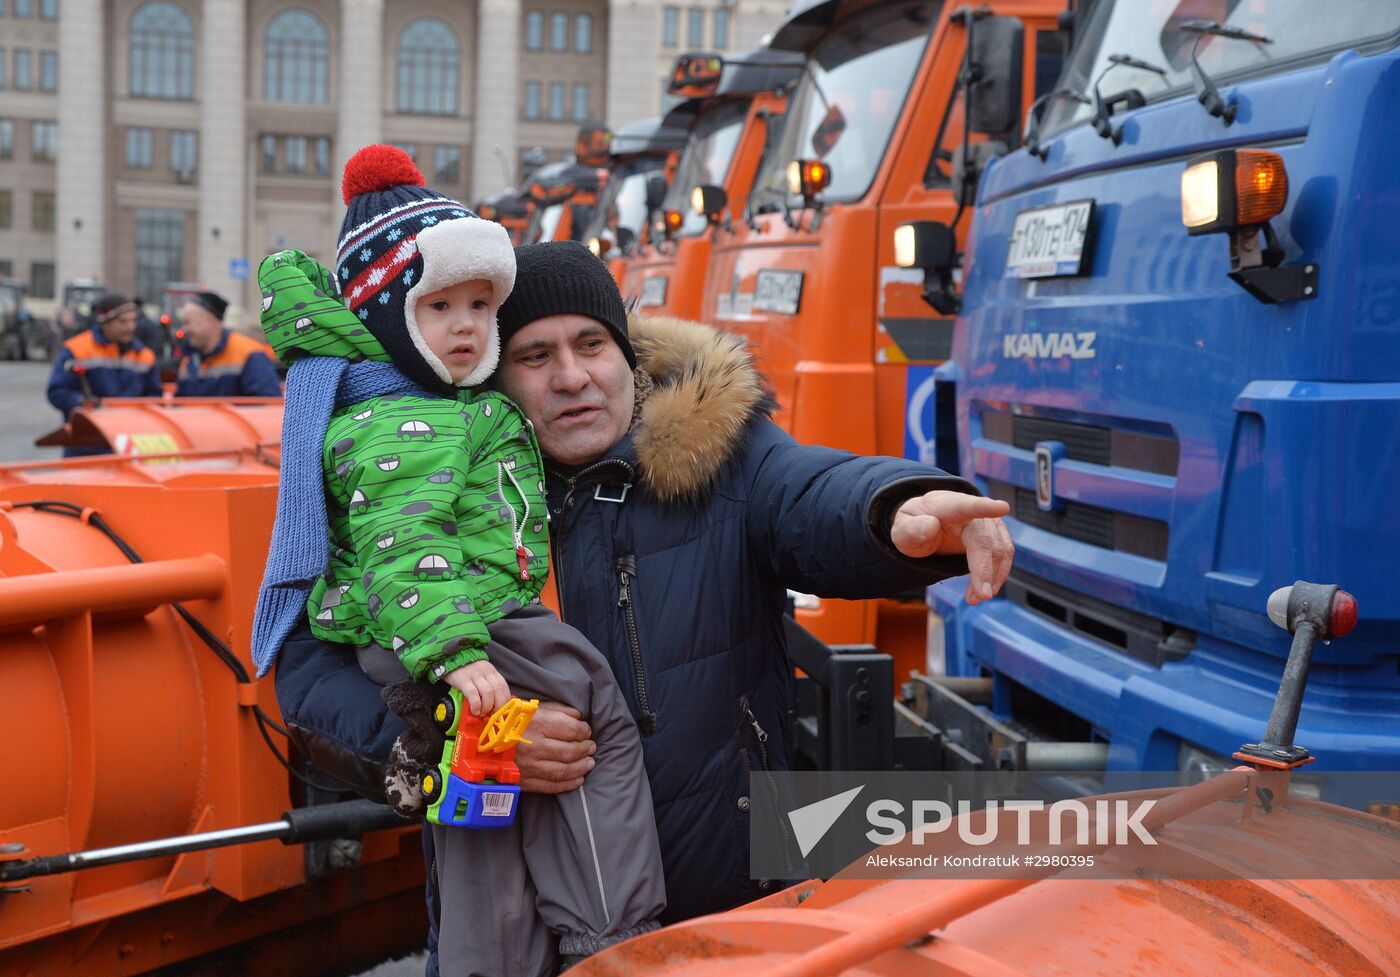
[252,357,433,676]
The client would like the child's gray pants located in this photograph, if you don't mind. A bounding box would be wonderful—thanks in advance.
[362,604,665,977]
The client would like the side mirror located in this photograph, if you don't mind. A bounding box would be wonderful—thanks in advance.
[810,104,847,158]
[615,226,637,255]
[967,16,1024,135]
[645,171,669,210]
[950,141,1007,207]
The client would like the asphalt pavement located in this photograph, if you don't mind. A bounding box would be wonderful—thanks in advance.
[0,361,66,463]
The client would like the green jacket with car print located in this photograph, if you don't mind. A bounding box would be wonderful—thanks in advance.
[261,249,549,682]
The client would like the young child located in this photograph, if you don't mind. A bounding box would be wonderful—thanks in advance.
[251,145,665,976]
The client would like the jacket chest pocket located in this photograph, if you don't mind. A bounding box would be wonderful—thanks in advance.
[616,553,657,735]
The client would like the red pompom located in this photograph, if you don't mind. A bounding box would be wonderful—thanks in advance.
[341,144,425,204]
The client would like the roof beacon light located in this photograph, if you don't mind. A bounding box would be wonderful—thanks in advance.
[669,53,723,98]
[660,209,684,239]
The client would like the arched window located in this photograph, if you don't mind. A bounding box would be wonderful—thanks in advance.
[129,1,194,99]
[265,9,328,104]
[397,18,459,116]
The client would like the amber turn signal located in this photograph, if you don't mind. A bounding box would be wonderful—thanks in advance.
[1182,148,1287,234]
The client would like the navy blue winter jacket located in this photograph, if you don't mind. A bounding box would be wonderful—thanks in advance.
[175,329,284,398]
[274,314,978,922]
[47,325,163,456]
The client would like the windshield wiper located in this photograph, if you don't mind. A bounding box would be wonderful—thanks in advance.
[1091,53,1167,145]
[1180,21,1272,125]
[1024,88,1091,160]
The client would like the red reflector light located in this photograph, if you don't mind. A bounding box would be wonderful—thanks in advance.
[1329,590,1358,638]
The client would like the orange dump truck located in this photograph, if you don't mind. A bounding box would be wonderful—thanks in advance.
[579,114,691,284]
[695,0,1065,671]
[619,48,804,317]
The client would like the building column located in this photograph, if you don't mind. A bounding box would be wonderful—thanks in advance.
[336,0,386,232]
[606,0,660,127]
[56,0,105,289]
[470,0,520,202]
[198,0,249,309]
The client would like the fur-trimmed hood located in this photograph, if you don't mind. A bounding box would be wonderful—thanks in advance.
[628,313,768,501]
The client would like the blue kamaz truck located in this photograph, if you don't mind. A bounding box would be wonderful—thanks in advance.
[914,0,1400,779]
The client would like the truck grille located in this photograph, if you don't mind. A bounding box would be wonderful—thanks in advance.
[1005,568,1196,668]
[982,412,1178,476]
[986,478,1168,561]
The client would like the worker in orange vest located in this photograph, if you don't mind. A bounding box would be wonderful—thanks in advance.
[175,291,283,397]
[46,292,162,456]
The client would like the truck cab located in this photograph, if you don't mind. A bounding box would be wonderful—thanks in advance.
[521,161,606,245]
[696,0,1063,661]
[932,0,1400,776]
[475,190,533,246]
[620,48,803,318]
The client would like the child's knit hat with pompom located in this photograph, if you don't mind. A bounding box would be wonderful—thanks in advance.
[336,144,515,391]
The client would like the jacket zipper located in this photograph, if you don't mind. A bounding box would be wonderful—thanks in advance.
[740,694,797,875]
[616,554,657,734]
[546,456,635,630]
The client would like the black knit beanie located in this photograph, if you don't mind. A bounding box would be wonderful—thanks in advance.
[497,241,637,368]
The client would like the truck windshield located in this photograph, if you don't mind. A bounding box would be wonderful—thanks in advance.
[661,99,748,237]
[584,165,656,244]
[537,203,565,242]
[752,0,937,210]
[1043,0,1400,135]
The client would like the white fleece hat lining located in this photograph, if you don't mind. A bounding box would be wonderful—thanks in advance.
[402,217,517,387]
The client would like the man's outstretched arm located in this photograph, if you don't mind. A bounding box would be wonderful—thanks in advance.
[745,420,1013,601]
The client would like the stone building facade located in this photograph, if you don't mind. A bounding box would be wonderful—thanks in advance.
[0,0,782,319]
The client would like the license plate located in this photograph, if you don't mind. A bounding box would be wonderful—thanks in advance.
[639,276,668,307]
[752,269,804,314]
[1005,200,1094,279]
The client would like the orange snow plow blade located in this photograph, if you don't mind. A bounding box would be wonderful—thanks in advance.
[578,771,1400,977]
[0,460,426,976]
[35,397,283,457]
